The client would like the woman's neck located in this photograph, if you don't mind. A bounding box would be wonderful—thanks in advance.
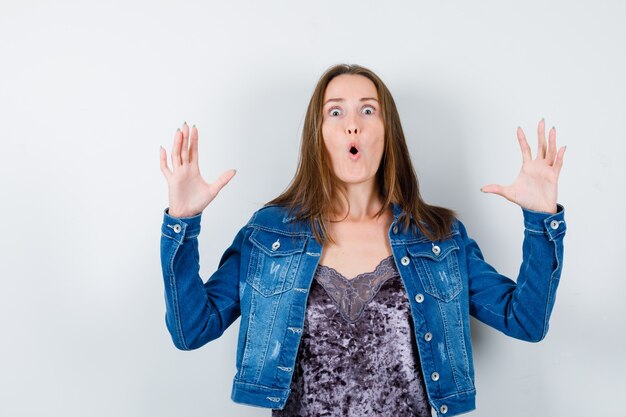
[330,182,387,223]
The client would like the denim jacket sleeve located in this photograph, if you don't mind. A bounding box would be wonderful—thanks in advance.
[460,203,566,342]
[160,208,250,350]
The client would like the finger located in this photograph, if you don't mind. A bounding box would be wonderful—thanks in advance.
[517,126,532,163]
[209,169,237,196]
[481,184,516,205]
[480,184,505,196]
[189,124,199,166]
[554,145,566,176]
[545,126,557,165]
[171,128,182,170]
[159,146,172,180]
[537,118,546,159]
[181,122,190,164]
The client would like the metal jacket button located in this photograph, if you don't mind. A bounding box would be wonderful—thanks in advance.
[424,332,433,341]
[172,224,181,233]
[401,256,410,266]
[392,225,398,234]
[271,240,281,251]
[550,220,560,230]
[440,404,448,414]
[431,372,439,381]
[432,245,441,255]
[415,293,424,303]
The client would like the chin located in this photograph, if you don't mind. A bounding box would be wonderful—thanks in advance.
[338,174,373,185]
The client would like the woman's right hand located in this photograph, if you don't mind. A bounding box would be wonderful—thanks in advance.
[160,122,236,218]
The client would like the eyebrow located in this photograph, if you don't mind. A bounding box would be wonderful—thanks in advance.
[323,97,379,106]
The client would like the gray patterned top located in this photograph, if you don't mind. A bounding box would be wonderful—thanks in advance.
[272,255,432,417]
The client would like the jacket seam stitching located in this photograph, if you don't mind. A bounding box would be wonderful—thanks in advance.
[437,299,462,391]
[161,232,179,243]
[540,239,561,340]
[455,299,473,389]
[168,241,189,350]
[254,291,283,384]
[436,388,477,400]
[250,224,311,237]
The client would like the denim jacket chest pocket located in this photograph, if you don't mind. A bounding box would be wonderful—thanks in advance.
[247,228,308,297]
[406,239,462,302]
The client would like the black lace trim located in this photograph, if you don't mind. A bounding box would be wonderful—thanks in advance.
[314,255,400,322]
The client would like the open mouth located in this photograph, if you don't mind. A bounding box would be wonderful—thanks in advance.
[348,143,359,156]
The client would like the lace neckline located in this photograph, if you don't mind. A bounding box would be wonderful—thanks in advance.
[316,255,395,282]
[313,255,400,322]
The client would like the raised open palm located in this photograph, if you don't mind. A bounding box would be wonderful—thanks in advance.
[480,119,566,214]
[159,122,236,218]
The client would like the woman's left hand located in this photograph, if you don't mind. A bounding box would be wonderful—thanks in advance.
[480,119,566,214]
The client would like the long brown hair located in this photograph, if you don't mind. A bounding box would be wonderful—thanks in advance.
[265,64,456,244]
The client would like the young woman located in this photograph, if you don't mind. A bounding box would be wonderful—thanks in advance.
[159,64,567,417]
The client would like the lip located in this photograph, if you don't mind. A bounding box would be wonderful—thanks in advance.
[348,142,360,160]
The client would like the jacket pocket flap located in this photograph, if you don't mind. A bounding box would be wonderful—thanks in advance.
[250,229,307,257]
[406,239,459,261]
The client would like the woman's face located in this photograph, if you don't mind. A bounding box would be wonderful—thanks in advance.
[321,74,385,186]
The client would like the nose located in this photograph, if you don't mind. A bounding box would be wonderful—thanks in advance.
[345,115,359,135]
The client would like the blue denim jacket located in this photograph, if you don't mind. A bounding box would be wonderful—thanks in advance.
[160,202,566,417]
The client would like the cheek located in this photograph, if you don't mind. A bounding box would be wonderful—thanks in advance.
[321,131,336,164]
[322,124,341,151]
[321,124,330,145]
[375,118,385,137]
[368,121,385,149]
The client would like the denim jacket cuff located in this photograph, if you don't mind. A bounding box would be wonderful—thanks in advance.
[161,208,202,244]
[521,203,566,240]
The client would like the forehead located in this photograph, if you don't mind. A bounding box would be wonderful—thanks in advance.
[323,74,378,101]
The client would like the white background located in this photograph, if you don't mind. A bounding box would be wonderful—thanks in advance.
[1,1,624,416]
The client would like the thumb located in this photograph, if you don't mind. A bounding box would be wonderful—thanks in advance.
[480,184,505,195]
[213,169,237,194]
